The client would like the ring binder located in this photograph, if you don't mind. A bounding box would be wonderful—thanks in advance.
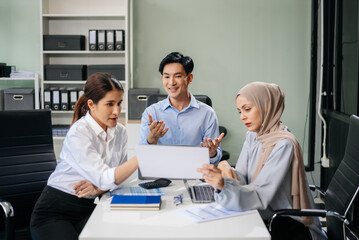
[115,30,124,50]
[106,30,114,51]
[97,30,105,51]
[51,89,60,111]
[89,30,97,51]
[60,89,69,111]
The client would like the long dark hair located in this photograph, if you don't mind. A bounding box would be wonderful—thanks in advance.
[72,72,124,124]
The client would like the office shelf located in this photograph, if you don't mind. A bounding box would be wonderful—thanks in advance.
[42,14,126,18]
[43,51,125,55]
[43,80,126,84]
[41,0,130,159]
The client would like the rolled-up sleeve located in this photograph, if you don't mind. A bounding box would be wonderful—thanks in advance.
[205,109,222,164]
[140,107,152,145]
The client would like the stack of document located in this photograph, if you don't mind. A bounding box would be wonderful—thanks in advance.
[110,195,161,210]
[110,186,164,196]
[10,71,35,78]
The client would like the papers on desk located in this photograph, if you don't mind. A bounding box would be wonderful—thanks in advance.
[178,203,256,223]
[110,186,165,196]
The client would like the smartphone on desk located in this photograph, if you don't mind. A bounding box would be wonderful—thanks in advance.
[139,178,171,189]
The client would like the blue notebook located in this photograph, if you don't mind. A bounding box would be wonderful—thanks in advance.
[110,195,161,210]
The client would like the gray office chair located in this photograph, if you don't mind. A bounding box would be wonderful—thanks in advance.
[269,115,359,240]
[0,110,57,240]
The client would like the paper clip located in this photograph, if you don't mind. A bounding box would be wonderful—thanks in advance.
[173,193,183,206]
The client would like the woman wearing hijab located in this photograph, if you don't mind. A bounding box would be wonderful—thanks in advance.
[197,82,326,240]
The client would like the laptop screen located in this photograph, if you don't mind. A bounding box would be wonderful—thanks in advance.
[136,144,209,179]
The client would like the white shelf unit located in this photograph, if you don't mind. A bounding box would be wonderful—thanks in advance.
[0,74,40,109]
[40,0,130,158]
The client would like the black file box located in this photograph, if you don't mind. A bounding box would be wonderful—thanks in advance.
[128,88,160,120]
[4,88,34,110]
[43,35,85,51]
[87,64,125,80]
[45,65,87,80]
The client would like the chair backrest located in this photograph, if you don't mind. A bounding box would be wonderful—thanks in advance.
[325,115,359,239]
[0,110,57,232]
[146,94,212,107]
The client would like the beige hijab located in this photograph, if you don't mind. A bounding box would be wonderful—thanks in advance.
[238,82,313,226]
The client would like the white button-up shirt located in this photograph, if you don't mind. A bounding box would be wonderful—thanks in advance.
[48,112,128,197]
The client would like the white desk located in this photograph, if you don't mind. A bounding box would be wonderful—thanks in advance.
[79,174,271,240]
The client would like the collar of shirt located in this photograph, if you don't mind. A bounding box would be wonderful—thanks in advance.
[84,111,115,142]
[161,92,200,112]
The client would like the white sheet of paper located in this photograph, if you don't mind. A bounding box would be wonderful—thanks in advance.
[177,203,257,223]
[136,144,209,179]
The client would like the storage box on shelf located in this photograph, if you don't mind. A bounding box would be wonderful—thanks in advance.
[0,74,40,110]
[40,0,130,159]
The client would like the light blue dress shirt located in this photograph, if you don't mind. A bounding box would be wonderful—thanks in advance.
[48,112,128,198]
[139,93,222,164]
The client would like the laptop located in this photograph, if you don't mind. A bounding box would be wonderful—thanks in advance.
[136,144,209,180]
[184,180,215,203]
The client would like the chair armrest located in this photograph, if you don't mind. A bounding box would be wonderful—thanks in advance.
[273,209,327,218]
[269,209,349,232]
[309,184,326,196]
[0,200,15,240]
[0,200,14,218]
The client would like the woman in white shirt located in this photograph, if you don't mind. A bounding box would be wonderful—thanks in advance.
[30,73,138,240]
[197,82,327,240]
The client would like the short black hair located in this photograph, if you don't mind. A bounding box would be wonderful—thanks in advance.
[158,52,194,75]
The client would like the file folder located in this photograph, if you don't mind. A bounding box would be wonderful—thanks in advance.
[97,30,105,51]
[106,30,114,51]
[60,89,69,111]
[51,89,60,110]
[115,30,124,50]
[89,30,97,51]
[69,89,78,110]
[44,90,51,109]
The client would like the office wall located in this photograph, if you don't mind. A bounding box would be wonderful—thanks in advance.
[133,0,312,166]
[0,1,10,61]
[0,0,314,172]
[0,0,41,73]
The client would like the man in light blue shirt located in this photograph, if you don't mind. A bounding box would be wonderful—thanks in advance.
[139,52,223,164]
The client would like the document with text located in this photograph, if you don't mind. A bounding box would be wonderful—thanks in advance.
[177,203,256,223]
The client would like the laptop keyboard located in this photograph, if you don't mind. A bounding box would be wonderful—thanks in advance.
[192,185,215,202]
